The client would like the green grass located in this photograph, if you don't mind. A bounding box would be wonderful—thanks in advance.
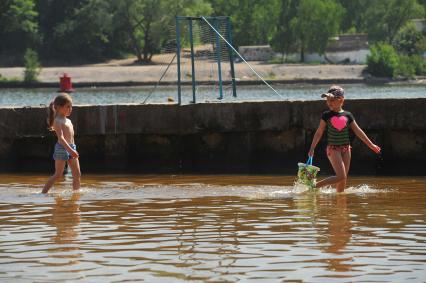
[0,75,21,83]
[265,71,277,80]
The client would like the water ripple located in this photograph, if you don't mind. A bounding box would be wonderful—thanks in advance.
[0,175,425,282]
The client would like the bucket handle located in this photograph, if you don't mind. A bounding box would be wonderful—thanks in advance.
[306,156,313,166]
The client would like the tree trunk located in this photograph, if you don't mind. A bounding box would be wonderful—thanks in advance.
[143,33,150,62]
[127,22,143,62]
[300,45,305,63]
[131,34,143,62]
[142,25,151,63]
[123,4,143,63]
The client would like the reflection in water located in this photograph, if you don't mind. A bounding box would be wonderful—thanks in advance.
[52,194,81,244]
[294,192,353,272]
[323,194,352,272]
[0,175,425,282]
[49,193,82,266]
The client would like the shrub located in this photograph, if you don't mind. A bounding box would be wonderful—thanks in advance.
[367,43,399,77]
[412,55,426,76]
[0,77,21,83]
[395,55,426,77]
[395,55,416,78]
[393,22,423,55]
[23,49,41,83]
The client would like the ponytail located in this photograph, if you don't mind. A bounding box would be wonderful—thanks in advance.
[47,101,55,131]
[47,93,73,131]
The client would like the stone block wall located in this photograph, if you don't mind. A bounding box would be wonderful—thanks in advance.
[0,99,425,175]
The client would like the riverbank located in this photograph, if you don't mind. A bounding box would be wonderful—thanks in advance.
[0,63,369,86]
[2,63,425,88]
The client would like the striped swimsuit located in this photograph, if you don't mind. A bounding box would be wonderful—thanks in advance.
[321,110,355,155]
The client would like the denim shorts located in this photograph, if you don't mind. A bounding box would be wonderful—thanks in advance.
[53,143,76,161]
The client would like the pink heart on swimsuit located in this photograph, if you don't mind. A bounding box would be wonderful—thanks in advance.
[331,116,348,131]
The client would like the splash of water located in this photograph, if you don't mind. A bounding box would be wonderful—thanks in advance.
[0,178,397,204]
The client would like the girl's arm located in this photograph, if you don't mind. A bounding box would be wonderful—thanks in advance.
[308,120,326,156]
[350,121,381,153]
[53,122,79,158]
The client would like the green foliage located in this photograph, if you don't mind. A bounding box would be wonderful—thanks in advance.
[290,0,344,61]
[211,0,280,46]
[393,22,424,55]
[364,0,424,43]
[0,76,22,84]
[367,43,399,77]
[412,55,426,75]
[396,55,426,77]
[112,0,212,63]
[0,0,426,66]
[0,0,38,34]
[336,0,369,33]
[368,39,426,78]
[270,0,298,55]
[36,0,114,64]
[395,55,417,77]
[0,0,39,64]
[23,48,41,83]
[266,71,277,80]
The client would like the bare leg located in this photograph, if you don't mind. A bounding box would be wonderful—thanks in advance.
[315,149,347,192]
[67,158,81,191]
[336,149,351,191]
[42,160,66,193]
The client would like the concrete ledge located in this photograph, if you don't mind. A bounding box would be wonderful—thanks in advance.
[0,99,425,175]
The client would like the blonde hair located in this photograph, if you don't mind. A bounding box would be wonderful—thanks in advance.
[47,93,73,131]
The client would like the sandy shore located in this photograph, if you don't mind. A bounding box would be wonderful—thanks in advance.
[0,61,366,85]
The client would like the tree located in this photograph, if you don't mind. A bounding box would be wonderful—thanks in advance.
[23,48,41,83]
[365,0,424,43]
[0,0,38,34]
[367,43,399,77]
[393,22,424,55]
[113,0,212,63]
[270,0,298,57]
[211,0,280,47]
[0,0,39,64]
[417,0,426,14]
[36,0,114,64]
[336,0,369,33]
[290,0,344,62]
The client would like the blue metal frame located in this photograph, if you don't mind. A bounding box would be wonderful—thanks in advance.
[188,19,197,104]
[226,19,237,97]
[175,16,236,103]
[175,17,182,105]
[214,19,224,100]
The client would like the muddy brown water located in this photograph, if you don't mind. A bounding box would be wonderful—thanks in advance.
[0,174,425,282]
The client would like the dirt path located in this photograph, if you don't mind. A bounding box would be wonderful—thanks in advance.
[0,60,366,84]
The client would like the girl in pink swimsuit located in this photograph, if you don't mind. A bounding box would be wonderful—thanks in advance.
[308,86,381,192]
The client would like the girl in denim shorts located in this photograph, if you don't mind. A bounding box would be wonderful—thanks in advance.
[42,93,81,193]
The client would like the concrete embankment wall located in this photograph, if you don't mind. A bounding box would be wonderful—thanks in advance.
[0,99,425,175]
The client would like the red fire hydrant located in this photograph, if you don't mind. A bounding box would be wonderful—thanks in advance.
[59,73,74,93]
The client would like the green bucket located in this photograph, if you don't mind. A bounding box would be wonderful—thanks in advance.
[297,161,320,189]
